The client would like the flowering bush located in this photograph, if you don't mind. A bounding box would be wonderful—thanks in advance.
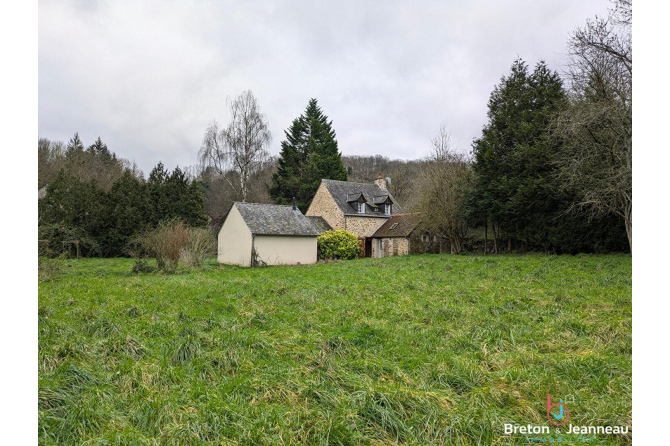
[317,229,363,260]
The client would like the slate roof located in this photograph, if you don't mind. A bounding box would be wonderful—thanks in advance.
[321,179,403,216]
[347,193,365,203]
[372,213,422,238]
[305,216,333,234]
[234,202,320,236]
[373,194,392,205]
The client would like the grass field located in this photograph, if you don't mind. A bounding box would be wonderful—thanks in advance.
[38,254,632,445]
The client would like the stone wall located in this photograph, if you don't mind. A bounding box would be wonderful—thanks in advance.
[306,184,345,230]
[371,237,410,257]
[388,238,409,256]
[374,177,387,189]
[306,183,388,238]
[344,215,387,237]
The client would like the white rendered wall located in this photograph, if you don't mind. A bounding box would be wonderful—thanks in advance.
[217,205,253,266]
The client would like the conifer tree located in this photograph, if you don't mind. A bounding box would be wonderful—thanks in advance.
[106,171,151,256]
[87,137,113,163]
[38,170,107,256]
[147,163,208,227]
[66,132,84,153]
[148,162,170,225]
[467,59,627,253]
[182,181,208,228]
[270,98,347,211]
[469,59,567,250]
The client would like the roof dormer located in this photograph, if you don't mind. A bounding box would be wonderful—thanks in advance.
[373,195,393,205]
[314,179,403,217]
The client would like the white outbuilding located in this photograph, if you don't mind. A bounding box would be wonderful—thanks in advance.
[217,202,320,267]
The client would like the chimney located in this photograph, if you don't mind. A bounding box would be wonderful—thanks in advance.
[292,196,297,210]
[374,171,387,189]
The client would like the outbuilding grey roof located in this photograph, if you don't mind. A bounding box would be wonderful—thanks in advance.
[306,216,333,234]
[234,202,320,236]
[321,179,403,216]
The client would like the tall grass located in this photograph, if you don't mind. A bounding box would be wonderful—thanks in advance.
[38,254,632,444]
[180,227,216,268]
[132,221,215,272]
[38,253,67,282]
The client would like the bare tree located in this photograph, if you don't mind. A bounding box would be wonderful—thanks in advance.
[199,90,271,202]
[38,136,135,191]
[38,138,65,188]
[553,0,632,250]
[417,126,471,253]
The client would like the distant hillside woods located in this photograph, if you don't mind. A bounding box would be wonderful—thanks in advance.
[38,134,142,191]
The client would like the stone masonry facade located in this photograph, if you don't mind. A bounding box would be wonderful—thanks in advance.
[371,238,410,258]
[305,184,345,230]
[343,215,387,237]
[306,183,387,238]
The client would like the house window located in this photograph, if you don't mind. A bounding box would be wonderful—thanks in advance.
[358,202,365,213]
[385,204,392,215]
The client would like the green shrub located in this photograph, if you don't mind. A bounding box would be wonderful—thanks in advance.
[317,229,363,260]
[38,224,101,258]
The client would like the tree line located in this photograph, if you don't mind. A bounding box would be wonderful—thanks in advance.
[39,134,207,257]
[385,1,631,254]
[38,0,631,256]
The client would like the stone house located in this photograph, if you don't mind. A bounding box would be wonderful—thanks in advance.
[306,174,421,257]
[369,213,423,258]
[217,202,320,266]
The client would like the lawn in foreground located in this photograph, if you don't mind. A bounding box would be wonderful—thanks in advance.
[38,254,631,445]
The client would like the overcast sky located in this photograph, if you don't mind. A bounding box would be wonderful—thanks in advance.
[38,0,611,175]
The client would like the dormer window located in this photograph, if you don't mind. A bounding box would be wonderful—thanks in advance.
[374,194,394,216]
[358,202,365,214]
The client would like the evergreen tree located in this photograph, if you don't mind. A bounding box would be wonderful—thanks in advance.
[148,162,170,225]
[467,59,627,252]
[39,170,107,256]
[469,59,566,250]
[147,163,208,227]
[164,166,189,218]
[66,132,84,153]
[106,171,151,256]
[182,181,209,228]
[270,98,347,211]
[87,137,113,163]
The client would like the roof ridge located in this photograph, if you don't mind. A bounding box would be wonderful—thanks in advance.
[235,201,291,207]
[322,178,383,187]
[233,201,318,236]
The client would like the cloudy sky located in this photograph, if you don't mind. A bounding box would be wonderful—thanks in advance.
[38,0,611,175]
